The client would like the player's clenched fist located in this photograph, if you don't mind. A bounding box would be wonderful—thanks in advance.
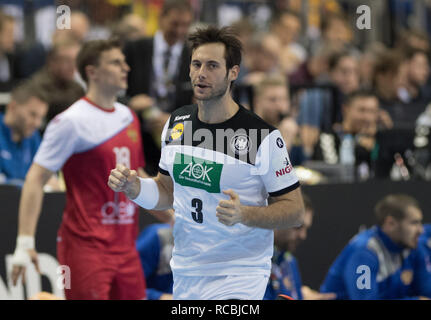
[108,164,140,199]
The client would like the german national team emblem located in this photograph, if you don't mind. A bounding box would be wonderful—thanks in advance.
[230,134,251,156]
[276,137,284,148]
[400,270,413,285]
[170,122,184,141]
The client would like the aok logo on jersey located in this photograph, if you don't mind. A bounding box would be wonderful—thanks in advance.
[173,153,223,193]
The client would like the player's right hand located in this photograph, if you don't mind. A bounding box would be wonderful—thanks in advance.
[10,248,40,286]
[108,164,140,199]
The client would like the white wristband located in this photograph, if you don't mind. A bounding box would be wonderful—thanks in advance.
[16,235,35,250]
[131,177,159,210]
[11,235,35,266]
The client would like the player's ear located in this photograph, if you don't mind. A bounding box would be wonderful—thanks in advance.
[85,65,97,82]
[228,65,240,82]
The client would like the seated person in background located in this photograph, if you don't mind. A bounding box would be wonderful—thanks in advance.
[412,103,431,179]
[253,74,306,165]
[269,9,307,76]
[264,194,336,300]
[372,49,418,130]
[0,11,19,92]
[0,80,48,185]
[31,37,85,127]
[297,50,360,157]
[415,223,431,298]
[136,223,174,300]
[320,194,430,300]
[312,89,380,180]
[397,47,430,106]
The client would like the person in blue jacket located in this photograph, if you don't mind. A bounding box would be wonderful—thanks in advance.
[136,223,174,300]
[320,194,431,299]
[0,80,48,185]
[264,194,336,300]
[414,224,431,297]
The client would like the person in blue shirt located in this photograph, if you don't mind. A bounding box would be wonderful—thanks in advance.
[136,223,174,300]
[264,194,336,300]
[320,194,431,300]
[0,80,48,185]
[414,224,431,297]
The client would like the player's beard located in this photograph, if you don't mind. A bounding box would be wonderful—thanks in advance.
[194,75,230,102]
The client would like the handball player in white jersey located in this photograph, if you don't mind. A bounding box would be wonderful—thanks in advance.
[108,27,305,300]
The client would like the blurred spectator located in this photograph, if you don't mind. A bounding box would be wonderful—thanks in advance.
[415,224,431,297]
[0,80,48,185]
[111,13,147,46]
[358,42,387,90]
[0,10,18,92]
[397,47,431,105]
[297,50,360,157]
[313,89,380,181]
[264,194,336,300]
[240,32,282,87]
[313,12,355,54]
[396,28,430,53]
[136,223,174,300]
[320,194,430,300]
[253,74,305,166]
[270,10,307,75]
[31,37,85,126]
[374,48,427,130]
[69,11,90,43]
[125,0,193,112]
[124,0,194,175]
[289,43,338,87]
[413,103,431,180]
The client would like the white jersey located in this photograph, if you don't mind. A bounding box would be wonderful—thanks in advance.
[159,104,300,276]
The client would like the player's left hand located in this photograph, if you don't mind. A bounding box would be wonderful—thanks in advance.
[216,189,243,226]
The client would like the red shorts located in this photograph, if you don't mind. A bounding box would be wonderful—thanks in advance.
[57,235,146,300]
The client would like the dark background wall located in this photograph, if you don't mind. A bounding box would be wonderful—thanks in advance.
[1,181,431,298]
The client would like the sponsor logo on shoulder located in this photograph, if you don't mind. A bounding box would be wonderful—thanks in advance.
[169,122,184,141]
[174,114,191,122]
[275,157,293,177]
[276,137,284,148]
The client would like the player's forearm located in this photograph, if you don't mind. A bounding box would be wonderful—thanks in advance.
[240,199,304,229]
[128,176,173,211]
[17,171,47,236]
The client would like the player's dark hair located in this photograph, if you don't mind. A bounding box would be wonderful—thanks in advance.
[76,38,122,83]
[188,26,242,88]
[375,194,420,226]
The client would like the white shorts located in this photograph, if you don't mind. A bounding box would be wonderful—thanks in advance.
[173,274,269,300]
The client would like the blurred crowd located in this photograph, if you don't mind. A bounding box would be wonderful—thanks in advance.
[1,0,431,187]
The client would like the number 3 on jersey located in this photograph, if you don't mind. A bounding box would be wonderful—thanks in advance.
[191,198,203,223]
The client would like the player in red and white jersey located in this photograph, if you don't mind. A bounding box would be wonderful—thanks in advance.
[10,39,148,299]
